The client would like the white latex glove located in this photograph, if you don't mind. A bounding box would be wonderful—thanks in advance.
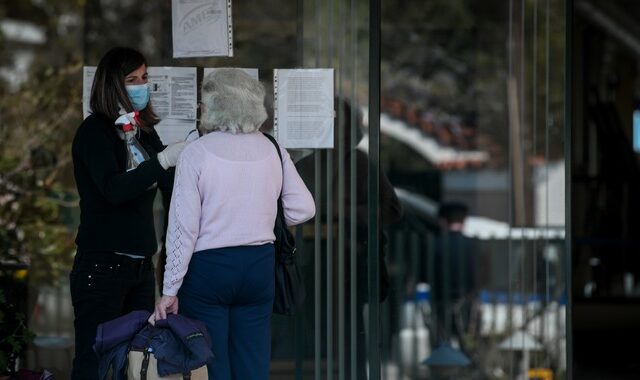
[157,141,187,169]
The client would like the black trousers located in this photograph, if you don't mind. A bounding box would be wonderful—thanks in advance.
[69,250,155,380]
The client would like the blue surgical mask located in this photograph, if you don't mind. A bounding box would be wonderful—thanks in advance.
[125,84,150,111]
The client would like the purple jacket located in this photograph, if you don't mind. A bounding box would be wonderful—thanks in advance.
[94,310,214,379]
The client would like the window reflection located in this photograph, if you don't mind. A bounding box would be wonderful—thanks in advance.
[0,0,568,378]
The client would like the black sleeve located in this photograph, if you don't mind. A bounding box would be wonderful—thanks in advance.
[76,122,168,205]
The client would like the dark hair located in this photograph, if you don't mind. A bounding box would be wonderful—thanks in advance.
[89,47,159,131]
[438,201,469,225]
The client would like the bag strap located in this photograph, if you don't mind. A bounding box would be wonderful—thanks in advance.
[262,132,285,212]
[262,132,283,165]
[140,350,150,380]
[262,132,292,262]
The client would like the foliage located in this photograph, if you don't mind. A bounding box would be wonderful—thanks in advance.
[0,58,80,286]
[0,288,35,375]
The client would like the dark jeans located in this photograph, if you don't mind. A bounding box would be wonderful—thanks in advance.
[69,250,155,380]
[179,244,274,380]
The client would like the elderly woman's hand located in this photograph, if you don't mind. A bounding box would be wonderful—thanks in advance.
[148,295,179,325]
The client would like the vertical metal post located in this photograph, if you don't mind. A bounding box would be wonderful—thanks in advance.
[427,231,437,348]
[315,151,322,380]
[349,1,359,378]
[410,232,420,377]
[314,2,323,377]
[295,226,305,380]
[531,0,539,368]
[295,2,305,378]
[507,0,516,376]
[326,0,335,377]
[368,0,381,378]
[519,0,528,363]
[296,0,304,66]
[337,0,347,377]
[565,0,573,378]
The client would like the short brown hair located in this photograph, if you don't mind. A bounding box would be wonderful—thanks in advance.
[89,47,159,131]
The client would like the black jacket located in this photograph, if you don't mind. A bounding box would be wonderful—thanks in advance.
[71,113,174,256]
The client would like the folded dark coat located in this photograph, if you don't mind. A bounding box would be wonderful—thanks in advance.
[93,310,214,379]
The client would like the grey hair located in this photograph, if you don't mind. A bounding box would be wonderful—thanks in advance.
[200,68,268,134]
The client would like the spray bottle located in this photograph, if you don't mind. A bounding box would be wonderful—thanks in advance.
[115,111,149,171]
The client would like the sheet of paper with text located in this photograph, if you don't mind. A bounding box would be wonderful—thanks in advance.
[148,67,198,145]
[82,66,97,119]
[273,69,334,149]
[172,0,233,58]
[203,68,258,80]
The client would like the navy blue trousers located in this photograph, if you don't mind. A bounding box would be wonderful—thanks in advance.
[179,244,275,380]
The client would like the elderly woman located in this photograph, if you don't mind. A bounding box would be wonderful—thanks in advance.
[151,69,315,380]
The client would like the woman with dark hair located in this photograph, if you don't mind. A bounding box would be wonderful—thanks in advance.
[151,69,315,380]
[69,47,186,379]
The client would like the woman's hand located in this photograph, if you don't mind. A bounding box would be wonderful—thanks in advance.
[148,295,179,325]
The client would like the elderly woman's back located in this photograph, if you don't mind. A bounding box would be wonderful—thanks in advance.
[154,68,315,380]
[163,131,315,294]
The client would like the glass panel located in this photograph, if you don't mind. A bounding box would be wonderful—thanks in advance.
[379,1,567,379]
[571,0,640,377]
[0,0,569,379]
[293,1,377,378]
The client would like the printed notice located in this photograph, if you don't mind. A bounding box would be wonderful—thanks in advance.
[203,68,258,80]
[148,67,197,121]
[172,0,233,58]
[273,69,334,149]
[82,66,97,119]
[148,67,197,145]
[82,66,197,145]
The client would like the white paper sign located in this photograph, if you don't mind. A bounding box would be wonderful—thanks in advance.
[148,67,198,144]
[148,67,198,120]
[82,66,198,145]
[172,0,233,58]
[273,69,334,149]
[82,66,97,119]
[203,68,259,80]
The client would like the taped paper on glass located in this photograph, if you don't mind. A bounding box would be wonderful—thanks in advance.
[82,66,97,119]
[172,0,233,58]
[203,68,258,80]
[273,69,334,149]
[148,67,198,144]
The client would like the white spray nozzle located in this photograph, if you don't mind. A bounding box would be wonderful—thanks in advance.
[115,111,140,126]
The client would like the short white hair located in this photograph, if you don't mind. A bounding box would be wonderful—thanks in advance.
[200,68,267,134]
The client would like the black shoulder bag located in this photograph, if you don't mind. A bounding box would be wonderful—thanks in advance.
[263,133,306,315]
